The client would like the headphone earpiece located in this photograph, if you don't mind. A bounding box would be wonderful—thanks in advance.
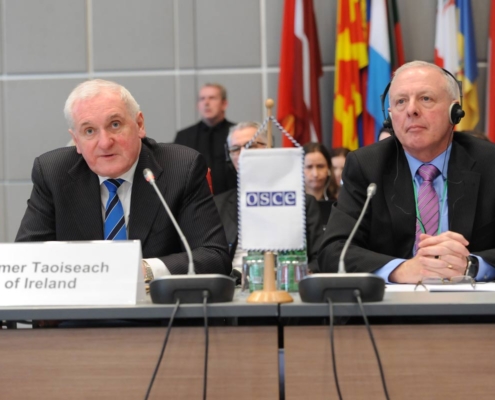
[449,102,465,125]
[383,116,393,129]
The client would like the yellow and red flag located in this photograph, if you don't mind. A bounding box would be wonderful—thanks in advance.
[333,0,368,150]
[278,0,323,147]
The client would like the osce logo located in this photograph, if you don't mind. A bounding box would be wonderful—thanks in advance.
[246,191,296,207]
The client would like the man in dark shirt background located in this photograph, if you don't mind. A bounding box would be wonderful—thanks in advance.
[174,83,237,195]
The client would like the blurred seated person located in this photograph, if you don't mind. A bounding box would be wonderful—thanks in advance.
[331,147,350,190]
[378,127,394,141]
[303,142,338,227]
[214,122,323,273]
[459,130,490,142]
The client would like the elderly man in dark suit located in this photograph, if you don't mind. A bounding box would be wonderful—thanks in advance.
[174,83,237,195]
[16,79,231,280]
[319,61,495,283]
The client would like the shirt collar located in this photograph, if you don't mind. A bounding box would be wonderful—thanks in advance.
[98,158,139,185]
[404,143,452,180]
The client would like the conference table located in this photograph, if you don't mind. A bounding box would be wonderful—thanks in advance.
[2,288,495,399]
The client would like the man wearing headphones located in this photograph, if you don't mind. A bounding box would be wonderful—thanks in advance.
[319,60,495,283]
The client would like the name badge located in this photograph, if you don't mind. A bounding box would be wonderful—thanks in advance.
[0,241,145,306]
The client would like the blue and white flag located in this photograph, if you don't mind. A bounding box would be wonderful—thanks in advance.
[366,0,391,138]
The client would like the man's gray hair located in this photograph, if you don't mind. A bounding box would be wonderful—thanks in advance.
[227,121,267,147]
[64,79,140,129]
[392,60,460,101]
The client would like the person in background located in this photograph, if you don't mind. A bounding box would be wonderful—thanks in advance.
[16,79,231,280]
[214,122,323,273]
[319,61,495,283]
[174,83,236,195]
[459,130,490,142]
[378,127,394,141]
[303,142,338,227]
[330,147,350,188]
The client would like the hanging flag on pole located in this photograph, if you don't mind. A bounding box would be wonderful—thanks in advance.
[456,0,479,131]
[434,0,458,72]
[278,0,323,147]
[366,0,391,138]
[486,0,495,141]
[333,0,368,150]
[434,0,479,131]
[387,0,405,70]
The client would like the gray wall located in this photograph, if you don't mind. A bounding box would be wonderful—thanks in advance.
[0,0,491,241]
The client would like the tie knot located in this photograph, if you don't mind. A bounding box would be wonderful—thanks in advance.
[418,164,440,182]
[103,178,125,194]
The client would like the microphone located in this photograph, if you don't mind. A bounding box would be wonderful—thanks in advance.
[337,183,376,274]
[298,183,385,303]
[142,168,235,304]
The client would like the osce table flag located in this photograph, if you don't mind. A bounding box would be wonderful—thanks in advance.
[238,148,305,251]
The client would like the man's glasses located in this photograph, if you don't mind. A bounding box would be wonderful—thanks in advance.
[414,276,476,290]
[228,141,267,155]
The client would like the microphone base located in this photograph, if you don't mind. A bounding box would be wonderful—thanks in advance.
[150,274,236,304]
[298,273,385,303]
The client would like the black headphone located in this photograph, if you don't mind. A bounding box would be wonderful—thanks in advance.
[380,68,465,132]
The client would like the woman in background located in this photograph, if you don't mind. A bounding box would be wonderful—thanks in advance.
[303,142,338,227]
[330,147,350,188]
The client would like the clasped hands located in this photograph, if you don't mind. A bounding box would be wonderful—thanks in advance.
[389,231,470,283]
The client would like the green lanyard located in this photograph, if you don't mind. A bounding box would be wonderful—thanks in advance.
[412,177,448,235]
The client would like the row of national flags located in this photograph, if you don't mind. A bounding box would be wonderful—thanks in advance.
[277,0,486,149]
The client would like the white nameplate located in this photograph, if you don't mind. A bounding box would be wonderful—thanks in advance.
[0,241,146,306]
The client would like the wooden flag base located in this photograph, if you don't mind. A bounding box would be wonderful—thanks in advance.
[246,251,293,304]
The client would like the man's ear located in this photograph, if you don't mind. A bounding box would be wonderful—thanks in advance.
[69,129,82,154]
[136,112,146,138]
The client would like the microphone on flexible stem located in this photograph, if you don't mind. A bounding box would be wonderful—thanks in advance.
[142,168,235,304]
[298,183,385,303]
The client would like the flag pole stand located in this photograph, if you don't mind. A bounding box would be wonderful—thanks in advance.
[247,99,293,304]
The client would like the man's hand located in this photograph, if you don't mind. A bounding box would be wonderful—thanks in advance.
[389,231,470,283]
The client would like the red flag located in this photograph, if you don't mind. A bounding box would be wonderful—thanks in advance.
[333,0,368,150]
[487,0,495,141]
[278,0,323,147]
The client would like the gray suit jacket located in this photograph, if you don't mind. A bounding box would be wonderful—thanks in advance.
[16,137,232,275]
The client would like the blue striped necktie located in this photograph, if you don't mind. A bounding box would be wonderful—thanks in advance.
[103,179,127,240]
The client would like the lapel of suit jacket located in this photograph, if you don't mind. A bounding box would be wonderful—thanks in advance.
[383,147,416,256]
[128,142,163,245]
[446,140,480,241]
[224,189,239,246]
[66,158,103,240]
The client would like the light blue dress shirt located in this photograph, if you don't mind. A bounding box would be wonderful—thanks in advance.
[374,144,495,283]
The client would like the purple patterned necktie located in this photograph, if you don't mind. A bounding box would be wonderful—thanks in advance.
[415,164,441,251]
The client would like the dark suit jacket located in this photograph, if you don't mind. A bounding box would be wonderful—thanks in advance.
[318,133,495,273]
[174,119,237,195]
[214,189,323,272]
[16,138,232,276]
